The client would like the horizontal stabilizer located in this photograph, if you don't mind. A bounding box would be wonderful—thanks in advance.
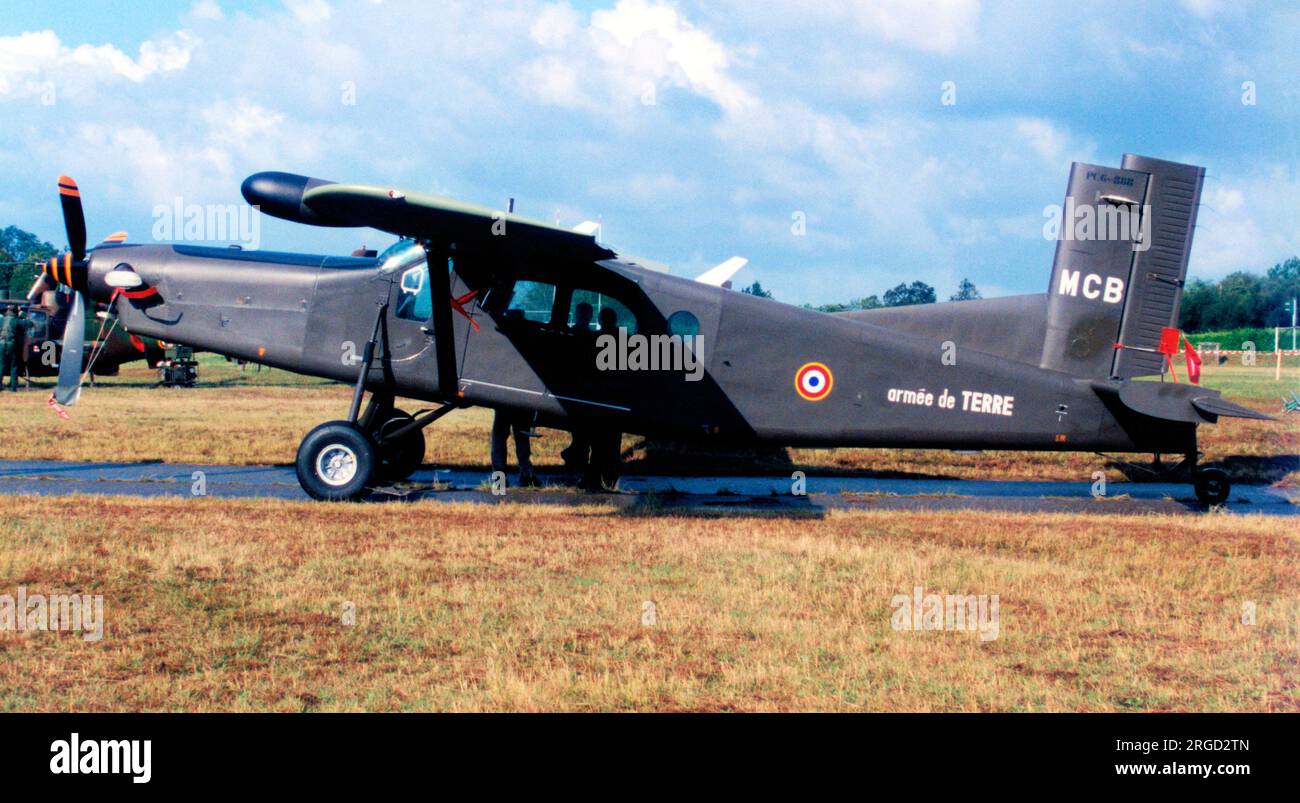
[1190,395,1275,421]
[1094,379,1275,424]
[695,256,747,286]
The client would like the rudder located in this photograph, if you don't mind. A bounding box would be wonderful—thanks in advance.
[1039,155,1205,379]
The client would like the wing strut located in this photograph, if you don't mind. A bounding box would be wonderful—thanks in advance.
[422,241,461,398]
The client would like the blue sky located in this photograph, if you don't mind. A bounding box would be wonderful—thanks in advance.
[1,0,1296,304]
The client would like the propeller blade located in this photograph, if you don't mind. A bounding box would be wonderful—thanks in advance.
[25,272,55,302]
[58,175,87,261]
[53,290,85,406]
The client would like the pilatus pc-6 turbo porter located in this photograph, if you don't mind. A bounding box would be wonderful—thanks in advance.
[38,155,1269,504]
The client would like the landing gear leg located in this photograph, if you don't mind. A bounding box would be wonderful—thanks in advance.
[293,299,461,499]
[295,302,386,501]
[358,393,427,482]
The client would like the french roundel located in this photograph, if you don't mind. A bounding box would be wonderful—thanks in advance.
[795,362,833,401]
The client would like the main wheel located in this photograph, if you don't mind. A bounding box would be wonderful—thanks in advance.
[1194,468,1230,506]
[374,409,426,482]
[296,421,375,501]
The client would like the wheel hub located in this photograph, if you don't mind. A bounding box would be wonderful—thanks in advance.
[316,444,358,486]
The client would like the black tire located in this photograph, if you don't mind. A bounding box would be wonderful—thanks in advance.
[374,409,426,481]
[1194,468,1230,506]
[296,421,375,501]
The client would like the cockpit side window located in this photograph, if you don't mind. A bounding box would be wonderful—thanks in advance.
[395,261,433,322]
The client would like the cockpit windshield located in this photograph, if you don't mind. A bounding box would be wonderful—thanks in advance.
[377,239,427,274]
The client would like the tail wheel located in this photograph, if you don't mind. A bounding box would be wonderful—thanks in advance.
[373,409,426,482]
[1194,468,1230,506]
[296,421,375,501]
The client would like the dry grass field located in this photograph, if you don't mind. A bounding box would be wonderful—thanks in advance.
[0,355,1296,711]
[0,355,1296,485]
[0,498,1295,712]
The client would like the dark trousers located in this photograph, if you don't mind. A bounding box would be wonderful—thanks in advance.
[0,342,16,390]
[585,429,622,490]
[561,430,591,471]
[491,410,534,479]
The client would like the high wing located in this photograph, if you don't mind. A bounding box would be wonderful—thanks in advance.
[243,172,615,261]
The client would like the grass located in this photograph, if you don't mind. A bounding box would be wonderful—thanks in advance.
[0,358,1295,712]
[1,358,1296,485]
[0,497,1294,712]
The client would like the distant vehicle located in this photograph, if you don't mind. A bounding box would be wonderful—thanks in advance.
[37,157,1271,505]
[7,281,167,381]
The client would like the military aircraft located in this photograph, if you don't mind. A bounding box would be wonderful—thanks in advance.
[8,272,168,383]
[37,155,1270,504]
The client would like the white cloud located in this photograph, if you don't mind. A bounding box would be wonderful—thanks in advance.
[1015,118,1068,164]
[848,0,981,54]
[3,0,1295,305]
[284,0,333,25]
[0,29,197,97]
[1191,168,1300,279]
[189,0,225,22]
[1180,0,1222,19]
[520,0,755,114]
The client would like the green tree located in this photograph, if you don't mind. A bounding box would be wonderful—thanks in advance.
[950,278,982,301]
[883,281,936,307]
[0,225,57,299]
[1202,271,1266,330]
[740,281,773,299]
[1178,278,1214,331]
[1263,257,1300,326]
[810,295,882,313]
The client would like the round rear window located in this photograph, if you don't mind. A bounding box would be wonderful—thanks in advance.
[667,310,700,337]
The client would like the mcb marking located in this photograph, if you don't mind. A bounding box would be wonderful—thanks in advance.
[1056,269,1124,304]
[795,362,833,401]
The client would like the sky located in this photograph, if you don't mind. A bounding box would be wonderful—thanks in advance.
[1,0,1297,305]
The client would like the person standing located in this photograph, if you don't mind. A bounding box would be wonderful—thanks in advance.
[12,308,33,390]
[491,408,539,488]
[581,307,624,491]
[0,306,18,392]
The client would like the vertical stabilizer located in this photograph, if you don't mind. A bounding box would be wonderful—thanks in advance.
[1039,155,1204,379]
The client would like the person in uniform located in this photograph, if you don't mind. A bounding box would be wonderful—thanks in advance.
[12,308,33,390]
[0,305,18,392]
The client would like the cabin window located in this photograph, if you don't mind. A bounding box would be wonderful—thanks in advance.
[667,310,699,338]
[395,263,433,321]
[566,289,638,335]
[505,280,558,324]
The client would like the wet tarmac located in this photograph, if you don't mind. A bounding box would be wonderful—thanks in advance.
[1,460,1296,516]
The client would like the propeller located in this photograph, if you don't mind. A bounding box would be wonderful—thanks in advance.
[42,175,124,408]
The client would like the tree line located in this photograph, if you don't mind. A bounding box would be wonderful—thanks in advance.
[747,258,1300,332]
[1178,258,1299,331]
[743,278,981,312]
[0,226,56,299]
